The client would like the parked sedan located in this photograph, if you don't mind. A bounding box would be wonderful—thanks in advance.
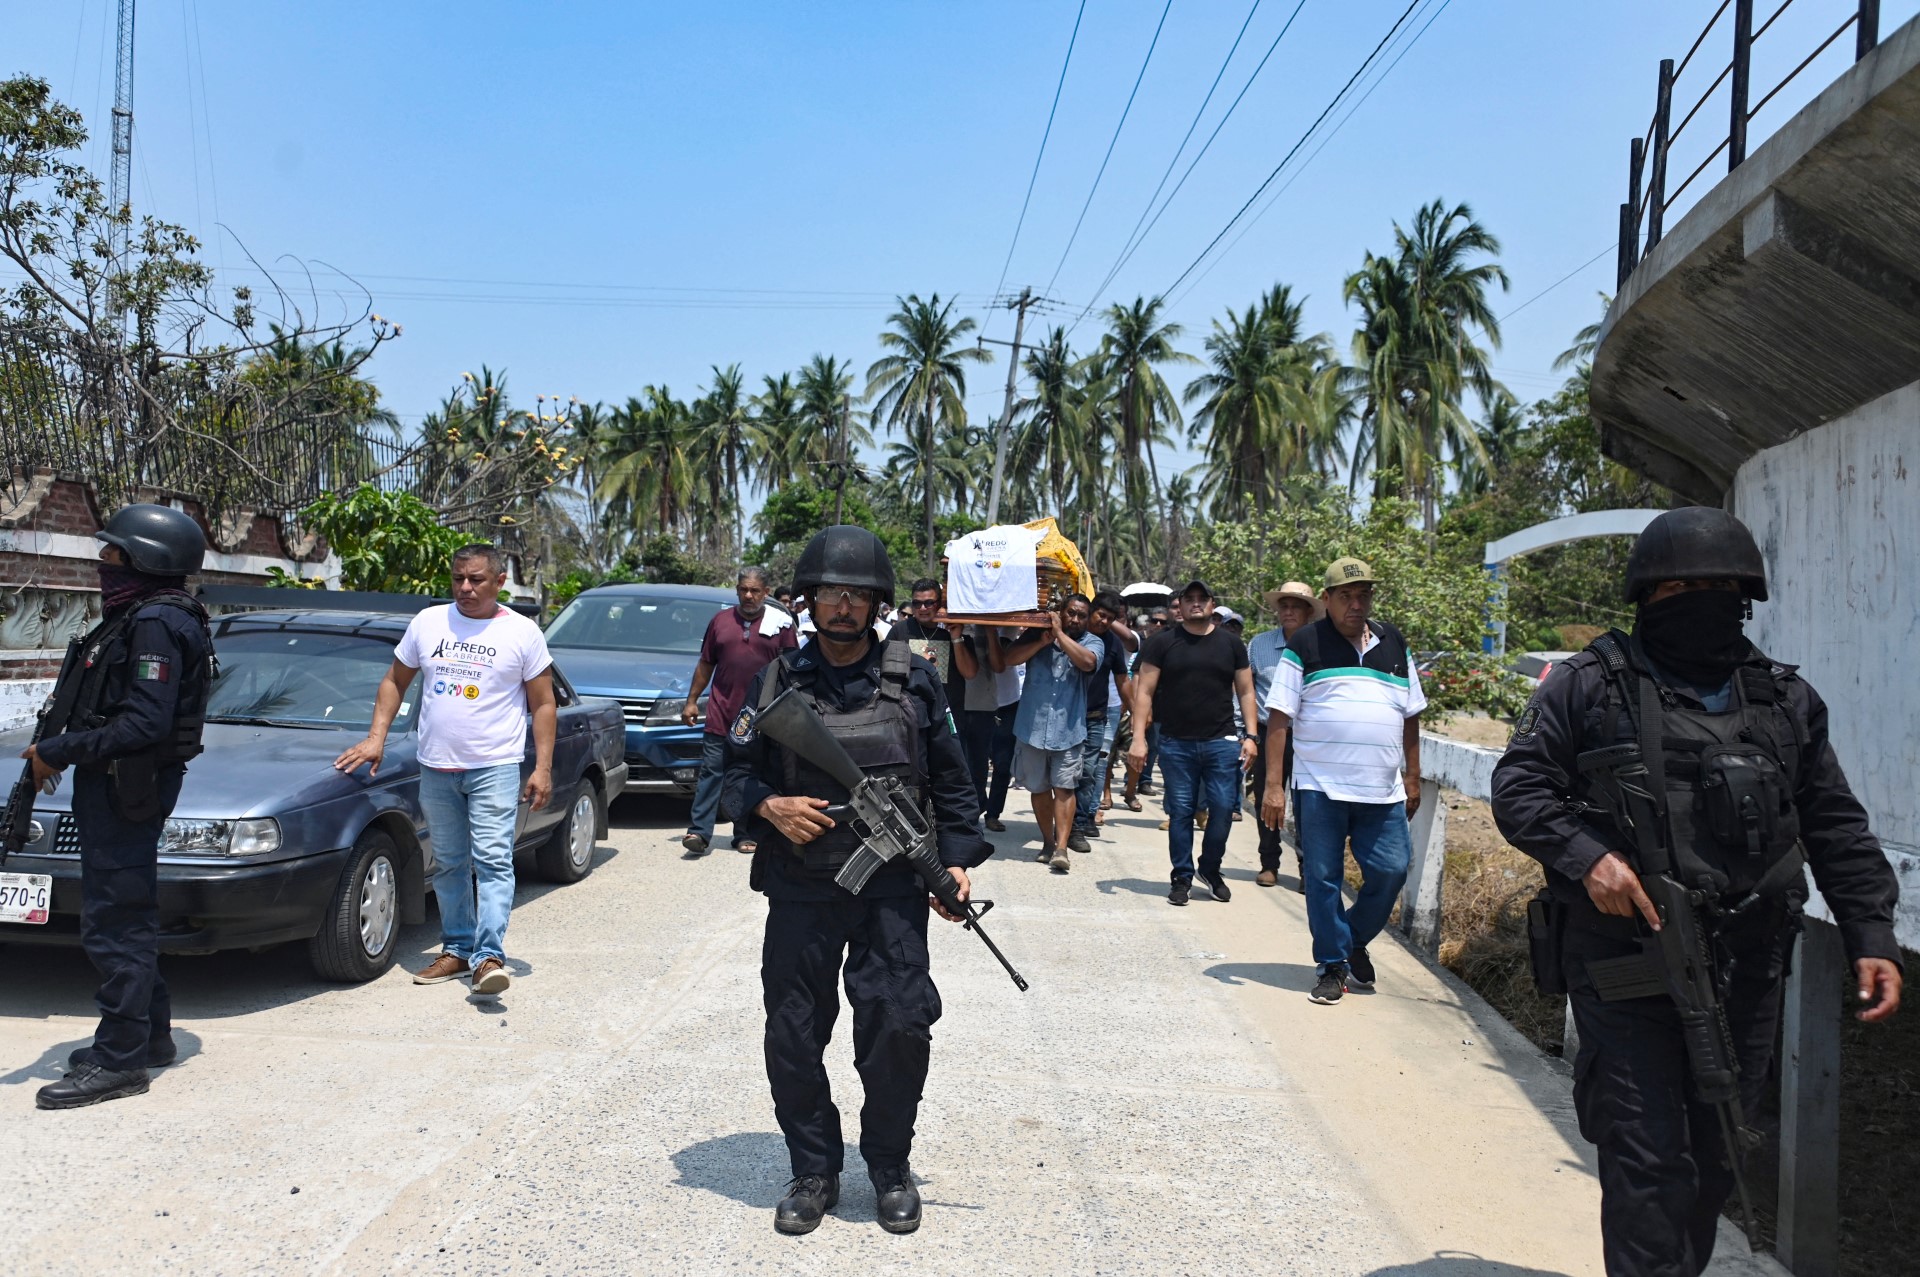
[0,608,627,982]
[540,583,735,794]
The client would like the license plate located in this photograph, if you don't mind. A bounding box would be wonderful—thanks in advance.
[0,872,52,925]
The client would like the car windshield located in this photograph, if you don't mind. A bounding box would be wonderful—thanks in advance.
[206,629,409,731]
[544,594,723,653]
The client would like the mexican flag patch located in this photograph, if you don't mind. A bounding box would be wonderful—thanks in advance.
[134,654,172,682]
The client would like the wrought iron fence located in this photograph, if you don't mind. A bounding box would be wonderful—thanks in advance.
[0,320,419,518]
[1617,0,1884,288]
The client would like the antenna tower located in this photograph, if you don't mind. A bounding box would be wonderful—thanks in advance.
[108,0,137,275]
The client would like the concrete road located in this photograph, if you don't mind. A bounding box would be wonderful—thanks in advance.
[1,793,1784,1276]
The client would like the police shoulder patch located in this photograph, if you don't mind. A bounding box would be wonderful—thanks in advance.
[1511,701,1541,741]
[133,653,173,683]
[728,706,758,747]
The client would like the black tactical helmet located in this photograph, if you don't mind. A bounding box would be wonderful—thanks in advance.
[96,503,208,576]
[1623,506,1767,603]
[793,525,895,608]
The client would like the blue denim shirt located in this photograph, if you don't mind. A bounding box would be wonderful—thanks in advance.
[1012,632,1104,750]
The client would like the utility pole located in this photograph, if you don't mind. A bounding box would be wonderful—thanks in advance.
[833,394,850,525]
[109,0,137,281]
[984,287,1034,527]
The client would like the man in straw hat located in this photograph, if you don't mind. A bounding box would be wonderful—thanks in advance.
[1247,582,1318,889]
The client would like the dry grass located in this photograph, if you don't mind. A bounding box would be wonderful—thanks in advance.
[1431,790,1568,1051]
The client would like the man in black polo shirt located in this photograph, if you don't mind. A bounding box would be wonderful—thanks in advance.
[1127,580,1259,905]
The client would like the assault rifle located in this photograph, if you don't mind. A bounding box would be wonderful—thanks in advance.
[2,635,88,863]
[750,688,1029,992]
[1579,739,1760,1251]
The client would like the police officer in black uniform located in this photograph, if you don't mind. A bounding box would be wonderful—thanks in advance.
[722,525,993,1236]
[24,504,214,1110]
[1491,506,1902,1276]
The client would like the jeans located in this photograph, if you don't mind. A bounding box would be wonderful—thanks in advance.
[687,734,734,843]
[962,703,1018,818]
[1140,723,1162,790]
[1157,736,1239,884]
[1295,787,1410,971]
[418,762,522,965]
[1072,713,1119,834]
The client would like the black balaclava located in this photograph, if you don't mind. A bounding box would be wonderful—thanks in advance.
[99,563,175,614]
[1633,589,1752,687]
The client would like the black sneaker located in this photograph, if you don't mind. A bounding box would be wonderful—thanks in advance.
[1309,965,1348,1005]
[1200,870,1232,903]
[1066,830,1092,854]
[774,1173,840,1235]
[1347,944,1376,989]
[1168,880,1191,906]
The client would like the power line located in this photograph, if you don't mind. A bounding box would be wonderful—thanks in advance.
[1497,243,1616,323]
[988,0,1088,313]
[1077,0,1311,324]
[1169,0,1451,307]
[1160,0,1427,301]
[1042,0,1177,299]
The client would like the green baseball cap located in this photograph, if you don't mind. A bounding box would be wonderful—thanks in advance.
[1324,556,1376,588]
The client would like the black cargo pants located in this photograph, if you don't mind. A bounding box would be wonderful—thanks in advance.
[1562,917,1793,1277]
[73,766,183,1072]
[762,891,943,1178]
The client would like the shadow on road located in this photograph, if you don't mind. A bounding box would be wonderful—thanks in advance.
[1363,1255,1574,1276]
[1203,961,1320,994]
[670,1131,843,1207]
[0,1028,207,1088]
[1094,877,1176,898]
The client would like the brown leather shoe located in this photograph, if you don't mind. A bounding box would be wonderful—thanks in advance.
[1256,869,1278,888]
[414,954,470,985]
[471,957,511,995]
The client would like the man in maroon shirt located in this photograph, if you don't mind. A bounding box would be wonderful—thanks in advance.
[681,567,796,856]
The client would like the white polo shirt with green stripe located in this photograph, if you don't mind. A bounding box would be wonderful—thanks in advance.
[1263,617,1426,804]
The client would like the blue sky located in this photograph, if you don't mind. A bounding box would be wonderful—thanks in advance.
[10,0,1913,499]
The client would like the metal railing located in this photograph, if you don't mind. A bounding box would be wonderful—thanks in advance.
[0,321,419,518]
[1617,0,1883,287]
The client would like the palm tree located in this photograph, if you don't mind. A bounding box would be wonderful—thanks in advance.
[792,353,870,478]
[866,294,990,567]
[688,363,764,554]
[1007,327,1091,522]
[1184,284,1334,520]
[752,371,801,487]
[1096,296,1195,574]
[1345,198,1509,531]
[1455,393,1528,498]
[597,386,695,541]
[1553,291,1612,373]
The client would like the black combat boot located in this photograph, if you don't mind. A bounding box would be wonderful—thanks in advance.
[36,1062,150,1110]
[871,1164,922,1234]
[774,1173,839,1235]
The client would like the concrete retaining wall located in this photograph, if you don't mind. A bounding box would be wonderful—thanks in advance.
[1734,377,1920,950]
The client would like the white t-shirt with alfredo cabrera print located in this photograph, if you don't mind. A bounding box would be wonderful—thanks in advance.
[395,604,554,770]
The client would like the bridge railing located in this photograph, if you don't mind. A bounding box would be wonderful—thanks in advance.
[1617,0,1885,289]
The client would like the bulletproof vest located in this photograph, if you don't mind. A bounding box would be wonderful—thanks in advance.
[1583,631,1806,902]
[67,591,215,765]
[759,638,927,878]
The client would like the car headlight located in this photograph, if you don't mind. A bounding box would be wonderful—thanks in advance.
[160,817,282,857]
[644,695,708,726]
[230,818,283,856]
